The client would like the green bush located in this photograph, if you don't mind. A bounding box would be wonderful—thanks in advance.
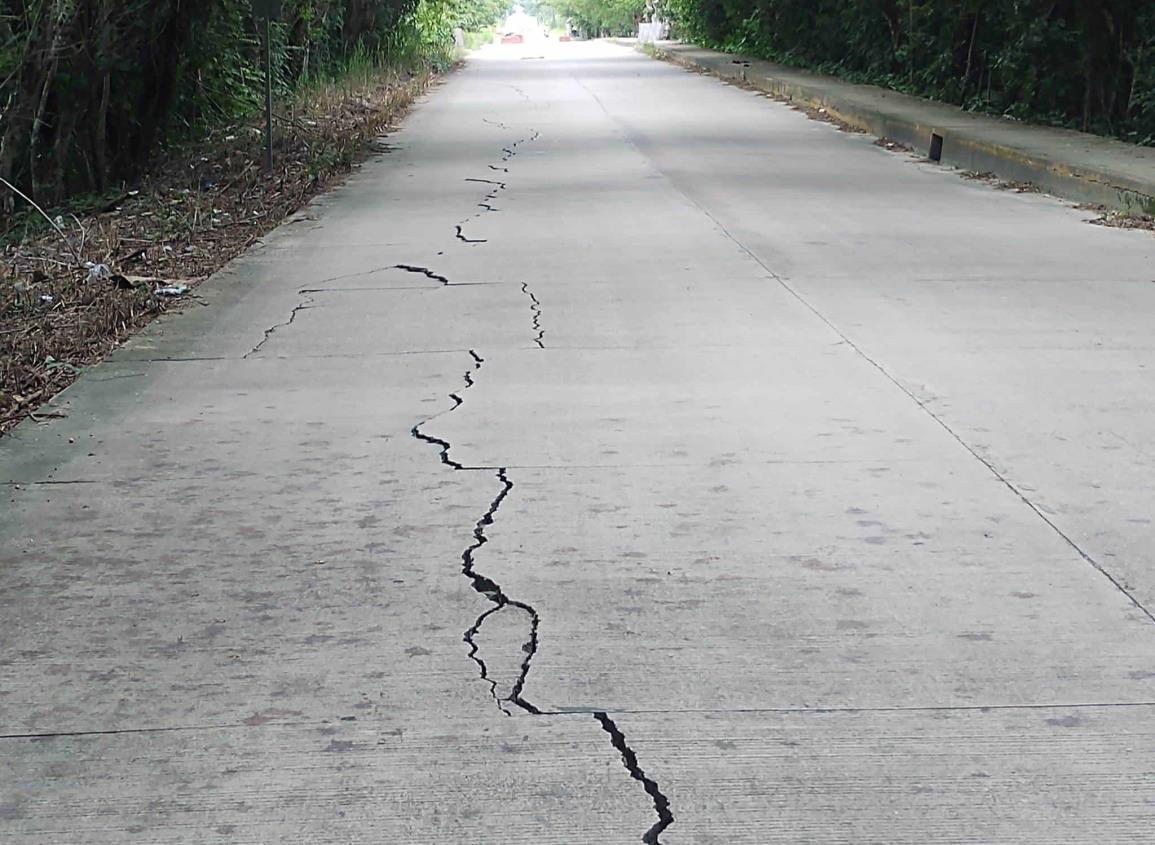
[666,0,1155,145]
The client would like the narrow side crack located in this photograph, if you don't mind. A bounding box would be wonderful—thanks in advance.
[245,295,314,358]
[521,282,545,348]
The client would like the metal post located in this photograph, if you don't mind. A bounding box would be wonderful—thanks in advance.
[264,14,273,174]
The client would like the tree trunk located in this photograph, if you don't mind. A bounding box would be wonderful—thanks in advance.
[93,0,114,193]
[27,0,70,202]
[960,7,980,103]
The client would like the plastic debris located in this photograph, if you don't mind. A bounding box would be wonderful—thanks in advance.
[155,283,190,297]
[43,356,80,374]
[85,262,112,283]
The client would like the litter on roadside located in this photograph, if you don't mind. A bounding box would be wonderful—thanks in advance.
[155,283,190,297]
[85,262,112,283]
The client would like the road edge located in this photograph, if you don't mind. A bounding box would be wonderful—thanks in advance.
[617,39,1155,217]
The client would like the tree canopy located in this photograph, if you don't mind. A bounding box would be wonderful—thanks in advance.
[667,0,1155,144]
[530,0,1154,143]
[0,0,512,208]
[529,0,647,37]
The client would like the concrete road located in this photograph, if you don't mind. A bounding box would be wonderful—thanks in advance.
[3,40,1155,843]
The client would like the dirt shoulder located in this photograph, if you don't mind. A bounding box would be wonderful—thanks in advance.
[1,65,444,434]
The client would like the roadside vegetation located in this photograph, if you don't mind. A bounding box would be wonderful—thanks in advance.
[667,0,1155,146]
[526,0,644,37]
[531,0,1155,145]
[0,0,510,432]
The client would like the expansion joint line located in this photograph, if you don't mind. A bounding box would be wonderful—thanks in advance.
[627,132,1155,628]
[788,277,1155,624]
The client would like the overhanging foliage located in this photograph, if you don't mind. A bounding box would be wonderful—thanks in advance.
[666,0,1155,145]
[0,0,511,210]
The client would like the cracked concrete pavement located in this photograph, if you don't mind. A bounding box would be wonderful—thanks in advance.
[3,39,1155,843]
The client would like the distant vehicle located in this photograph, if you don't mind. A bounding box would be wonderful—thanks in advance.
[501,32,524,44]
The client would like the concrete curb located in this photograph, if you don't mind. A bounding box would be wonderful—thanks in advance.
[619,40,1155,216]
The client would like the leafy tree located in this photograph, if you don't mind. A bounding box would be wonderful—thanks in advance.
[665,0,1155,144]
[0,0,511,210]
[540,0,646,37]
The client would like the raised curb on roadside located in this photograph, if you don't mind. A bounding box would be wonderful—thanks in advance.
[616,39,1155,216]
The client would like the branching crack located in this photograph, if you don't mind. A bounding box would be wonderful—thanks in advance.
[410,351,541,716]
[409,122,675,841]
[595,712,675,844]
[521,282,545,348]
[245,295,314,357]
[461,468,543,716]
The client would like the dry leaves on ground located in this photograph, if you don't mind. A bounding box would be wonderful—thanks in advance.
[1,66,441,434]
